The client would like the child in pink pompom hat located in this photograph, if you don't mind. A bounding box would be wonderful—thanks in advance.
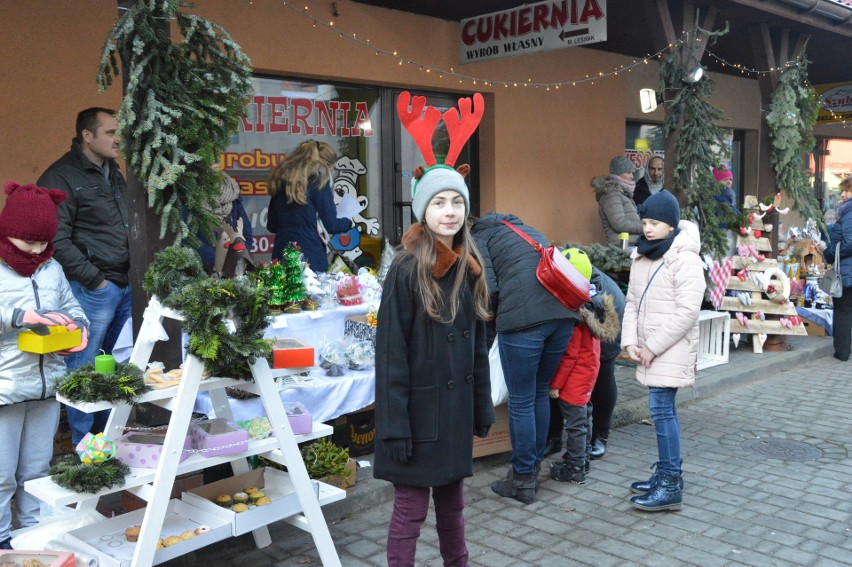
[712,165,739,213]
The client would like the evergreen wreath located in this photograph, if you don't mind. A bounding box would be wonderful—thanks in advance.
[49,454,130,494]
[765,60,822,231]
[97,0,253,245]
[144,245,273,379]
[659,24,735,260]
[56,363,149,404]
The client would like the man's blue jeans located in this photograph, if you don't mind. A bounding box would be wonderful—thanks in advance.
[648,387,681,477]
[498,320,574,475]
[65,280,132,446]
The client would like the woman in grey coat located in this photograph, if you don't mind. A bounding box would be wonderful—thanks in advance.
[593,156,643,246]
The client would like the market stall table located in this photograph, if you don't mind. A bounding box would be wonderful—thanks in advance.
[796,305,833,336]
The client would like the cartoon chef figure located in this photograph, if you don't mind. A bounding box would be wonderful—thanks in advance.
[326,156,380,262]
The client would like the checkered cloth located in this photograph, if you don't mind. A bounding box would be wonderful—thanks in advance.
[708,257,733,309]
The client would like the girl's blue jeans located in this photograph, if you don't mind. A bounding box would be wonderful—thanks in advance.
[498,320,574,475]
[648,387,681,477]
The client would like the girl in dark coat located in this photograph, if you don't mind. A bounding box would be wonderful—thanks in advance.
[374,169,494,567]
[266,140,351,272]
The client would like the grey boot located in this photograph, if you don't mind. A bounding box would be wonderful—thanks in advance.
[630,472,683,511]
[491,467,537,505]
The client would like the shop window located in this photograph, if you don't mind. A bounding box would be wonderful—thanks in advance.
[224,77,382,267]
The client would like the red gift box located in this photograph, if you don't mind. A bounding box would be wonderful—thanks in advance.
[272,338,314,369]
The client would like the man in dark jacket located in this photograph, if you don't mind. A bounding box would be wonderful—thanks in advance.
[37,107,132,446]
[633,156,665,206]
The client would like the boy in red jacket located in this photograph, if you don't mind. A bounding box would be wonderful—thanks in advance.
[549,249,620,484]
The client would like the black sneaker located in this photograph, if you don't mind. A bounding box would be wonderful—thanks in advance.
[549,461,586,484]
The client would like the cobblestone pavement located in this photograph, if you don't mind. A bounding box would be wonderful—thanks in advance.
[167,341,852,566]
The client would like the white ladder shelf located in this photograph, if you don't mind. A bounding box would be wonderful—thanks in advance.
[26,297,344,567]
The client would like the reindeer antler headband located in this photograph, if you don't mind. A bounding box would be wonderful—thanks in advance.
[397,91,485,221]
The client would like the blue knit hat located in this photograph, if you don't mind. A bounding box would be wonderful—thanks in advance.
[639,189,680,228]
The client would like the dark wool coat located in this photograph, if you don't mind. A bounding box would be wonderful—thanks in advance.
[373,226,495,487]
[471,213,579,337]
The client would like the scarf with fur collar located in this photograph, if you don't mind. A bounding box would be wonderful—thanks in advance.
[401,223,482,278]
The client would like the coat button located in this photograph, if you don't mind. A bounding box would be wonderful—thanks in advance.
[465,375,473,384]
[463,330,471,339]
[447,380,456,390]
[447,333,455,342]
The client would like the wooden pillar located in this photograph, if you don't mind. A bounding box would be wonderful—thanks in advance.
[117,0,182,373]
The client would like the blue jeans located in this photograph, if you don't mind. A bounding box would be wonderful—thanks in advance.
[498,320,574,474]
[65,280,132,446]
[648,387,681,477]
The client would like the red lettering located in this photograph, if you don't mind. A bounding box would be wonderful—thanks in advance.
[352,102,373,137]
[494,14,509,40]
[461,19,477,45]
[290,98,314,135]
[580,0,604,23]
[517,7,532,35]
[314,100,337,136]
[268,96,289,133]
[533,4,548,32]
[330,101,351,137]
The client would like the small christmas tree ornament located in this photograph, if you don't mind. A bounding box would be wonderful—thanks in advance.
[280,243,307,313]
[75,432,116,464]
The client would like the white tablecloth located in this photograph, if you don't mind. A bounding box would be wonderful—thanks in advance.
[193,367,375,424]
[113,302,379,422]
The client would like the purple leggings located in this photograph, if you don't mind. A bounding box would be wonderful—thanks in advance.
[387,479,468,567]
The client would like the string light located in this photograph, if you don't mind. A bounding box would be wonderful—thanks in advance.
[804,78,851,130]
[273,0,687,89]
[272,0,833,95]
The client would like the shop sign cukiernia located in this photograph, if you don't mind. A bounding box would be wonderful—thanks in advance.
[460,0,607,65]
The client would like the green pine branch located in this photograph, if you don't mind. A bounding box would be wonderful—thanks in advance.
[97,0,253,245]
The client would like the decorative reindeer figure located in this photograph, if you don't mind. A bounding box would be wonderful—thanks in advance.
[397,90,485,191]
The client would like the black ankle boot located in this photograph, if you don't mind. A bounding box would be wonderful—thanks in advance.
[630,463,684,494]
[589,435,607,459]
[491,468,537,504]
[630,472,682,511]
[543,437,563,458]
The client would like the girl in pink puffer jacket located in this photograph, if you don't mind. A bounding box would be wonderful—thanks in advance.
[621,190,705,513]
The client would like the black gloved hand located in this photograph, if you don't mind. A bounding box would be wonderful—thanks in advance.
[383,438,412,463]
[474,425,491,438]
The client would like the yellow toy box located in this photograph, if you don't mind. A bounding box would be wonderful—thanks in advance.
[17,326,82,354]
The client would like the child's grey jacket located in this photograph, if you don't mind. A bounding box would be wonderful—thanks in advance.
[0,259,87,405]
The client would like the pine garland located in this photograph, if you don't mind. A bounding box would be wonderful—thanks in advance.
[56,363,150,404]
[765,60,822,231]
[50,454,130,494]
[578,243,632,274]
[144,245,273,379]
[97,0,253,245]
[659,28,735,261]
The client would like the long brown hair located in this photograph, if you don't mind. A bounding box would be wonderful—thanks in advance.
[408,219,491,323]
[268,140,337,203]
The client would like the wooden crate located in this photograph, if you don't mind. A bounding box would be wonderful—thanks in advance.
[697,311,730,371]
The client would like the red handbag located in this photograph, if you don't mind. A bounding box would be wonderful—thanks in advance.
[500,220,591,310]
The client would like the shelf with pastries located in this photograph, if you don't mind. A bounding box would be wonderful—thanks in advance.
[25,423,332,508]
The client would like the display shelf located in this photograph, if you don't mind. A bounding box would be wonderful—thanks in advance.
[26,297,343,567]
[26,423,333,508]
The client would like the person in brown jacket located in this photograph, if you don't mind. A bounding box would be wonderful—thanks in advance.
[621,190,706,512]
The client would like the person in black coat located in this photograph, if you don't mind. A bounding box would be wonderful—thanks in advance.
[472,212,579,504]
[633,156,665,206]
[374,168,494,566]
[266,140,351,272]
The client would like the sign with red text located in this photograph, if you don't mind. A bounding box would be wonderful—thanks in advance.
[460,0,607,64]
